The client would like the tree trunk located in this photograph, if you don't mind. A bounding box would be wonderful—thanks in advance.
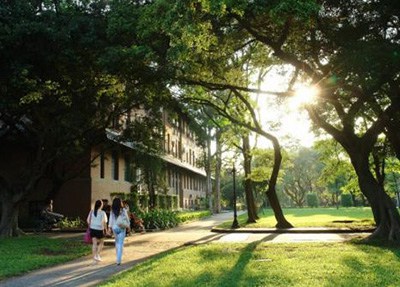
[206,129,213,213]
[0,193,24,237]
[350,151,400,241]
[266,136,293,228]
[146,169,156,209]
[384,92,400,161]
[214,129,222,213]
[242,135,258,223]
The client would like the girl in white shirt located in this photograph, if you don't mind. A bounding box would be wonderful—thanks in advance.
[87,200,107,263]
[108,197,129,265]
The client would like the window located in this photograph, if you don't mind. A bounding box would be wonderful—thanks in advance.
[111,151,119,180]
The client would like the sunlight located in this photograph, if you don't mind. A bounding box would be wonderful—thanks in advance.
[251,67,319,148]
[290,85,320,109]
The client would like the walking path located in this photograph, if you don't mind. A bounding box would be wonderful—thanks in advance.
[1,212,370,287]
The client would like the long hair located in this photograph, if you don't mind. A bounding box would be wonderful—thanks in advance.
[94,200,102,217]
[111,198,122,217]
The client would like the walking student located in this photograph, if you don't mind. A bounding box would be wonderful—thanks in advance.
[108,197,130,265]
[87,200,108,264]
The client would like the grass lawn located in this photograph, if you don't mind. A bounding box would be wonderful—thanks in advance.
[101,241,400,287]
[0,235,90,280]
[218,207,375,230]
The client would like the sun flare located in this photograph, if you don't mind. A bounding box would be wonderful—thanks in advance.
[290,85,320,109]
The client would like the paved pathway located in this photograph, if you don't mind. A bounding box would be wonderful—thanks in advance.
[1,212,370,287]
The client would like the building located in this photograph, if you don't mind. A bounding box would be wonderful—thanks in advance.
[20,107,209,222]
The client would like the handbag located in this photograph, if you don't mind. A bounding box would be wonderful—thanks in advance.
[84,228,92,244]
[116,211,130,229]
[84,211,92,244]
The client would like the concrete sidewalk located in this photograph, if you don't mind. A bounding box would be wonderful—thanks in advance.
[1,212,371,287]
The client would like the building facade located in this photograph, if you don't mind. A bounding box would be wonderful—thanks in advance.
[20,108,208,222]
[162,110,207,209]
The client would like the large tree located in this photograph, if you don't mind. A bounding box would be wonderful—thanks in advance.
[0,0,167,237]
[142,0,400,240]
[218,0,400,240]
[0,0,117,236]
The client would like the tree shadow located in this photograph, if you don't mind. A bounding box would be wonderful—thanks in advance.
[166,234,281,287]
[323,240,400,286]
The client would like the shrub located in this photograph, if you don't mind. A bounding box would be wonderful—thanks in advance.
[176,210,211,223]
[341,193,353,207]
[306,193,319,208]
[141,209,179,230]
[58,217,85,229]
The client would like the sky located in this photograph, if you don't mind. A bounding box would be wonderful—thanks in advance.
[250,66,317,149]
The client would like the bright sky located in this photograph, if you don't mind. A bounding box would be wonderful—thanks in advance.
[250,66,317,149]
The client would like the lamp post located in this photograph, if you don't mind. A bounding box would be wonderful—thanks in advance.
[231,164,239,229]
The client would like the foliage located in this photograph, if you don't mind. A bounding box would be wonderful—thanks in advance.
[306,193,319,208]
[136,209,211,230]
[0,235,89,280]
[176,210,212,223]
[220,170,245,208]
[341,194,354,208]
[0,0,170,236]
[100,242,400,287]
[57,217,85,229]
[140,209,180,230]
[279,147,324,207]
[137,0,400,238]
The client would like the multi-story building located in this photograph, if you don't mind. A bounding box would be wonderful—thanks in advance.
[21,107,209,222]
[162,110,207,209]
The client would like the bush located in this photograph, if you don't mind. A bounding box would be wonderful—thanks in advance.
[58,217,85,229]
[176,210,211,223]
[306,193,319,208]
[141,209,179,230]
[341,193,353,207]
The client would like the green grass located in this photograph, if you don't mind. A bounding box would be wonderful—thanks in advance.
[100,241,400,287]
[0,235,90,280]
[219,207,375,229]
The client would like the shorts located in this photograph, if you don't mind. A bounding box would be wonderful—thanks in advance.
[90,228,105,239]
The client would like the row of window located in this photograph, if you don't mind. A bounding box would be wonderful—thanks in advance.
[167,169,205,191]
[99,152,205,193]
[169,117,195,139]
[99,152,135,182]
[165,134,198,166]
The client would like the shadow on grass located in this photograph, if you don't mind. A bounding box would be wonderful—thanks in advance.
[259,207,373,218]
[326,240,400,286]
[165,234,280,287]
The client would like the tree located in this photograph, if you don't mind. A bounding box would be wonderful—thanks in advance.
[179,0,400,241]
[0,0,116,236]
[314,140,356,207]
[0,0,168,237]
[281,147,323,207]
[251,148,289,208]
[143,0,400,239]
[139,0,307,227]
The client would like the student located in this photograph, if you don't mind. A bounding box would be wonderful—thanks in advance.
[87,200,108,264]
[108,198,130,265]
[102,199,111,222]
[42,199,64,223]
